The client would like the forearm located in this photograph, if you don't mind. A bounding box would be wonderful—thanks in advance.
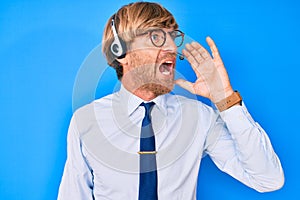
[208,103,284,192]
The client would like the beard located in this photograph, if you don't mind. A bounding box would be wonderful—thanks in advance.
[139,82,172,97]
[123,50,176,96]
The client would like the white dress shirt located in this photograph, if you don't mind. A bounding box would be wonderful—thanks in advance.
[58,85,284,200]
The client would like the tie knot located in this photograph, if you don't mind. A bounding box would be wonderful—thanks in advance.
[141,102,155,125]
[141,102,155,113]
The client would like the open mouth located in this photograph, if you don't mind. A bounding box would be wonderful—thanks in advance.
[159,60,174,76]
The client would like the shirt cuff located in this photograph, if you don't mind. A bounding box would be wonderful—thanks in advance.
[219,102,257,133]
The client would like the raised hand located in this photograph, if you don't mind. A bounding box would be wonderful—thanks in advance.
[175,36,234,103]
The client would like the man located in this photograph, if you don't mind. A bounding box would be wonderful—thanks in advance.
[58,2,284,199]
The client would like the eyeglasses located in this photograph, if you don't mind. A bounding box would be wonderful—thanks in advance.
[137,29,185,48]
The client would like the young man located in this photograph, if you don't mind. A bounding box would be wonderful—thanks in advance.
[58,2,284,199]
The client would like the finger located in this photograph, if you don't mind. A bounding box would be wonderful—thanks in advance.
[185,43,206,65]
[175,79,195,94]
[206,36,220,59]
[185,43,204,63]
[182,49,201,77]
[190,42,211,60]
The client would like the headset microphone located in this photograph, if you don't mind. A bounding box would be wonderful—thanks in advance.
[178,53,184,60]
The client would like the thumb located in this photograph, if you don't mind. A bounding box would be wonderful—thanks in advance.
[175,79,195,94]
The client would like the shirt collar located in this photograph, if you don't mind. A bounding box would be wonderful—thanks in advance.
[118,85,168,117]
[152,93,167,117]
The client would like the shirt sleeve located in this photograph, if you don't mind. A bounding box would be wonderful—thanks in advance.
[57,116,94,200]
[204,102,284,192]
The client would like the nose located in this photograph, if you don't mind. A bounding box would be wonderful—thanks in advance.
[161,33,177,52]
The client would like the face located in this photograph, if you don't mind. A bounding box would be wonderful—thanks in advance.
[122,28,178,97]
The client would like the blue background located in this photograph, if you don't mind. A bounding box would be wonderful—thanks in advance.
[0,0,299,199]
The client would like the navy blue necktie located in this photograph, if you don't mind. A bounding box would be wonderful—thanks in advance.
[138,102,158,200]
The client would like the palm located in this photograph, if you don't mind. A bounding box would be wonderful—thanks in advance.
[175,37,233,103]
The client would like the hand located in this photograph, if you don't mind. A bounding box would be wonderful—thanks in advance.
[175,36,234,103]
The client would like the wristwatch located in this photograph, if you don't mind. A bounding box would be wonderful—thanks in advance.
[215,91,242,112]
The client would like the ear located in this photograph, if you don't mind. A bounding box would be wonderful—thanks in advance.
[116,54,132,75]
[116,55,128,66]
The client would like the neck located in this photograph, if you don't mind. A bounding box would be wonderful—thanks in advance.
[122,83,157,101]
[121,74,159,101]
[133,88,157,101]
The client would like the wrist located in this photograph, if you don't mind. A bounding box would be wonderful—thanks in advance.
[215,91,242,112]
[211,87,234,103]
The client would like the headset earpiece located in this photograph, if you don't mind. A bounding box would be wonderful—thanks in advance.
[110,16,126,59]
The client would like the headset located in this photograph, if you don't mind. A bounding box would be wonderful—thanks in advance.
[110,14,127,59]
[110,14,184,60]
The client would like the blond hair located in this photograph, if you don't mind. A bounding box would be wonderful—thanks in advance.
[102,2,178,79]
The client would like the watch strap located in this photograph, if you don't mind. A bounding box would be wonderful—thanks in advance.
[215,91,242,112]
